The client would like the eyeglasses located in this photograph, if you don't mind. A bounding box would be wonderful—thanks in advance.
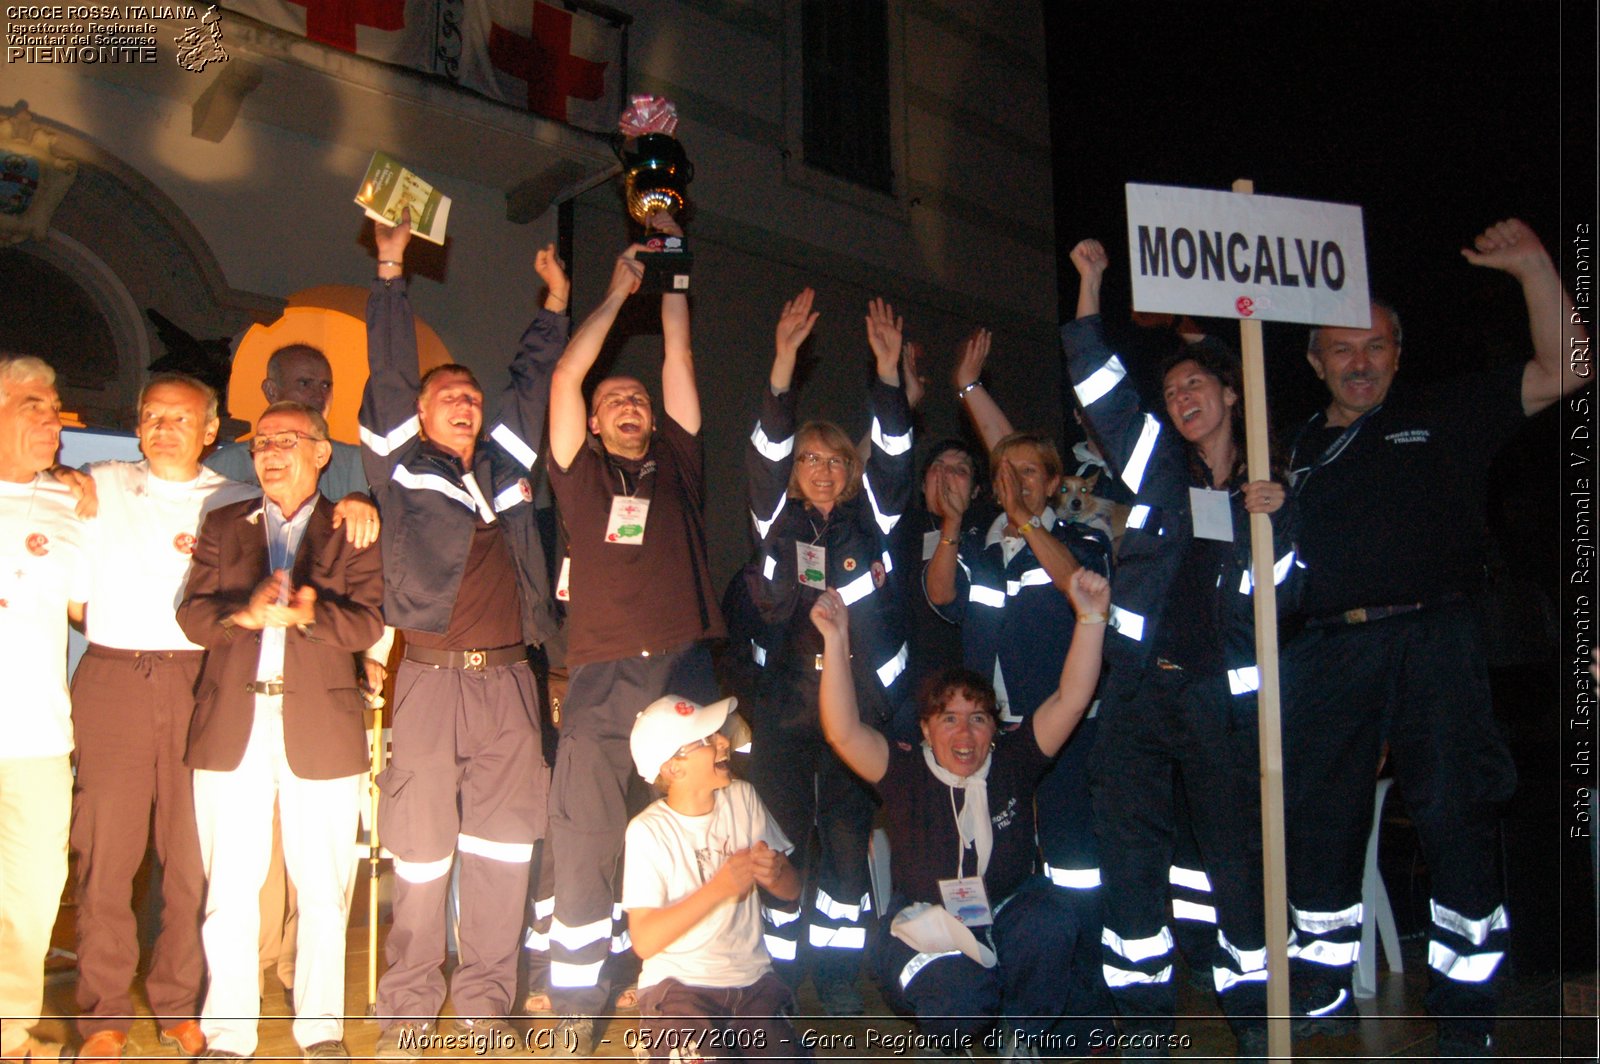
[673,734,717,759]
[249,431,324,454]
[798,452,847,471]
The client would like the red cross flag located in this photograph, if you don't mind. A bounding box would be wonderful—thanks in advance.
[457,0,621,133]
[228,0,427,66]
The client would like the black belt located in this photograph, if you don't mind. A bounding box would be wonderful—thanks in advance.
[405,644,525,671]
[1308,593,1465,628]
[245,680,284,696]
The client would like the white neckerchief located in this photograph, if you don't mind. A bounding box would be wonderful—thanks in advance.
[922,743,993,878]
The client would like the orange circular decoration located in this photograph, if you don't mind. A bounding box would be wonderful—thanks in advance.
[228,285,451,445]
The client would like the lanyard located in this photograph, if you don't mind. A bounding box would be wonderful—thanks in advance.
[610,457,656,499]
[1288,405,1382,494]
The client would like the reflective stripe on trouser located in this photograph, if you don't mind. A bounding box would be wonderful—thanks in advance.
[376,660,544,1027]
[1168,771,1222,978]
[1035,717,1115,1034]
[1282,607,1514,1027]
[875,881,1079,1044]
[1090,665,1268,1033]
[547,645,717,1017]
[748,677,874,981]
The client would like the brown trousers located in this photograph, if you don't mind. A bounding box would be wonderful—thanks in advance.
[69,647,206,1037]
[634,971,809,1063]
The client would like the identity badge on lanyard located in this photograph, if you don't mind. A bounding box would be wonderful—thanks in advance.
[1189,487,1234,542]
[938,876,994,927]
[796,542,827,589]
[605,496,650,545]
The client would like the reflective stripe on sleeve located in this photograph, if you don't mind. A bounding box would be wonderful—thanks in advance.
[750,423,794,462]
[876,642,909,688]
[862,473,901,535]
[1109,604,1146,641]
[870,415,913,457]
[837,568,878,606]
[360,415,419,456]
[489,423,537,469]
[1074,355,1127,408]
[1120,415,1162,494]
[969,583,1006,609]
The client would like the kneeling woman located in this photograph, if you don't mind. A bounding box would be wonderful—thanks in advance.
[808,570,1109,1049]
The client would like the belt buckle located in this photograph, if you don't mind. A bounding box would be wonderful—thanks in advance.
[1344,608,1368,625]
[465,650,487,670]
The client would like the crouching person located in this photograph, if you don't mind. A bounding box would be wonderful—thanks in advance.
[809,570,1109,1056]
[621,697,811,1063]
[178,401,384,1059]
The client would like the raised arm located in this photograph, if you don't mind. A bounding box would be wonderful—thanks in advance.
[654,215,701,434]
[488,244,570,473]
[360,217,423,489]
[862,299,914,536]
[549,247,645,469]
[1459,218,1590,416]
[810,589,890,783]
[1031,569,1110,757]
[1071,239,1109,321]
[952,328,1014,455]
[996,459,1081,590]
[923,469,971,608]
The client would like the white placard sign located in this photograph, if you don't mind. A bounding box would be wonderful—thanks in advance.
[1125,183,1371,327]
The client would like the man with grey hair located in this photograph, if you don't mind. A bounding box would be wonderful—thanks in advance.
[205,341,382,997]
[69,372,261,1063]
[1283,218,1589,1057]
[206,343,368,501]
[0,355,89,1063]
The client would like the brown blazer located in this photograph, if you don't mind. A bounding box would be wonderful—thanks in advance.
[178,495,384,779]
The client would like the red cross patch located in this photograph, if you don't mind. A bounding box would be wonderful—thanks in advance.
[25,533,48,556]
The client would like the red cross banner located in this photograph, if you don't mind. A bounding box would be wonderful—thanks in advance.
[456,0,621,133]
[225,0,429,66]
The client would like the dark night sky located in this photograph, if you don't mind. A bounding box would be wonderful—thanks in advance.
[1040,0,1598,965]
[1044,0,1588,424]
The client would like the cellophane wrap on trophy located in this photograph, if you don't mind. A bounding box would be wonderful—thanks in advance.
[618,95,692,224]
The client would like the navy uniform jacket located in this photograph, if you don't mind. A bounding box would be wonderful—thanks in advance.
[359,277,561,645]
[742,377,913,724]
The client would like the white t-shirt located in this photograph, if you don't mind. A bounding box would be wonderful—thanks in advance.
[0,475,90,759]
[622,780,792,991]
[83,461,259,651]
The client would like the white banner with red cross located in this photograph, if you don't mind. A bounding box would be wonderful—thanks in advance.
[223,0,622,134]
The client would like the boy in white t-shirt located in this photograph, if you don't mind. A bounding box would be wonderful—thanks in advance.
[622,696,809,1062]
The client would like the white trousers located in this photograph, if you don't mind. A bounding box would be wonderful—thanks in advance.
[0,755,70,1056]
[193,697,360,1055]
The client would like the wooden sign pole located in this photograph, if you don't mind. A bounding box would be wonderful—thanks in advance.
[1231,176,1292,1061]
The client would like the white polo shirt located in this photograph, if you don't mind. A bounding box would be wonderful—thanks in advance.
[1,474,89,759]
[82,460,258,651]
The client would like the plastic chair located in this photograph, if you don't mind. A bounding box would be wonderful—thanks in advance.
[1354,777,1404,997]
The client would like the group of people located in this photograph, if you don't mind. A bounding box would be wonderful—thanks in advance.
[0,209,1583,1064]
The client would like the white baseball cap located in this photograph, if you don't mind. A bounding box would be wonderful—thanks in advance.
[630,695,738,781]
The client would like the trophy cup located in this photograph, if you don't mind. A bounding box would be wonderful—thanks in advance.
[617,95,694,293]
